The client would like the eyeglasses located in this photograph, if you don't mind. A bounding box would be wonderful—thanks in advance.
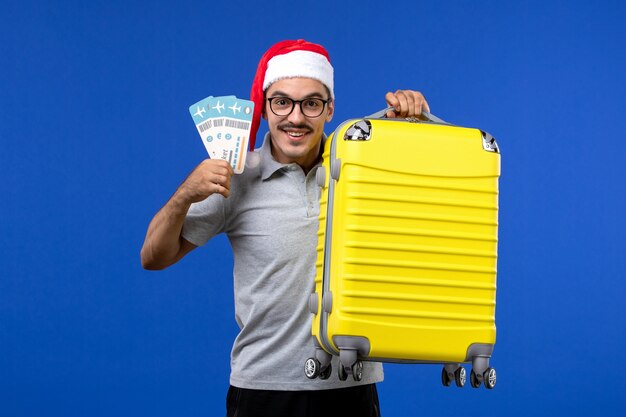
[266,96,330,118]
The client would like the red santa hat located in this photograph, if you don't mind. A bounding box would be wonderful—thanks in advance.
[249,39,334,151]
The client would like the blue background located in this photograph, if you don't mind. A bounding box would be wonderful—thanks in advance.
[2,0,625,415]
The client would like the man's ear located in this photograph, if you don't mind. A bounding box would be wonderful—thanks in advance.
[325,99,334,123]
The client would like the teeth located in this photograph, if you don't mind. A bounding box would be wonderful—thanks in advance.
[286,131,305,137]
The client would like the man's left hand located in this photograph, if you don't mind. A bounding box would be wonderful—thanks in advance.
[385,90,430,118]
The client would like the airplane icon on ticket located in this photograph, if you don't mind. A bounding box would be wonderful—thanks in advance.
[229,102,241,114]
[193,106,206,118]
[212,101,225,113]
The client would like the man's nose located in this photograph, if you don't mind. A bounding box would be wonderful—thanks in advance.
[287,103,306,124]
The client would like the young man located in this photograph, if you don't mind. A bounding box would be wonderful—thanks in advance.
[141,39,429,416]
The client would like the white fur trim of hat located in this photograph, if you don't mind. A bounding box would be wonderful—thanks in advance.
[262,50,334,98]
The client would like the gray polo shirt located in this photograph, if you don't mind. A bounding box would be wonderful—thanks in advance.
[182,133,384,390]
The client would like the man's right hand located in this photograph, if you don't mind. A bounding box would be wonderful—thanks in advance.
[140,158,233,270]
[176,159,234,205]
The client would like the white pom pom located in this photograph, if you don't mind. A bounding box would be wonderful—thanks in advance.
[245,151,260,168]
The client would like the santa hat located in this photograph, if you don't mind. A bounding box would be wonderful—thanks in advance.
[249,39,334,151]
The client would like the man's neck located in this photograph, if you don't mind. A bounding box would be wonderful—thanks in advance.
[269,137,324,175]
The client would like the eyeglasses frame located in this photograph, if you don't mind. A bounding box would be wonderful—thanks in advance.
[266,96,331,118]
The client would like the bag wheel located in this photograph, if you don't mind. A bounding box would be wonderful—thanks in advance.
[483,367,496,389]
[304,358,320,379]
[441,367,452,387]
[470,368,481,388]
[455,367,467,388]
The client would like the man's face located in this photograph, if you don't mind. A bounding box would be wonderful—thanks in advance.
[263,77,334,170]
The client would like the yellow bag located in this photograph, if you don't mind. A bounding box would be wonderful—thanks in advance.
[306,110,500,389]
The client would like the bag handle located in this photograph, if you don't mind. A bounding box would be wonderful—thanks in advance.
[367,106,451,125]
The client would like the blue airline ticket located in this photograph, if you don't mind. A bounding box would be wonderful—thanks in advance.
[189,95,254,174]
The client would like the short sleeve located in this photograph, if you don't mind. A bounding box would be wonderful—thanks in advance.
[181,194,226,246]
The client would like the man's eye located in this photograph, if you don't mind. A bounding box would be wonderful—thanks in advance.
[275,98,289,106]
[304,100,320,108]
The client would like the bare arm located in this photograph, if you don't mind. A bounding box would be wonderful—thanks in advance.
[140,159,233,270]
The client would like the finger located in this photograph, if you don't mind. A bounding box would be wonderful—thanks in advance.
[394,90,410,117]
[209,171,231,190]
[385,92,400,117]
[203,158,231,169]
[401,90,417,117]
[207,172,231,195]
[412,92,429,115]
[211,159,234,174]
[222,172,232,192]
[213,183,230,198]
[213,165,233,179]
[199,159,233,180]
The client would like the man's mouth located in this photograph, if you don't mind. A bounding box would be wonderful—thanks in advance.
[285,131,306,138]
[280,124,312,139]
